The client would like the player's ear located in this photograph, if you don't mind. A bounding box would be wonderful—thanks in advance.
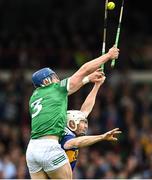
[43,78,50,85]
[68,120,77,131]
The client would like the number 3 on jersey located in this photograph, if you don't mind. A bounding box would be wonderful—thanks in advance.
[31,98,43,118]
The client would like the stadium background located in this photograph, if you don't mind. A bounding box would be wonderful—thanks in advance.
[0,0,152,178]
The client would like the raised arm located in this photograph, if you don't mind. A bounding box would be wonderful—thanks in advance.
[68,46,119,95]
[64,128,122,149]
[80,71,106,117]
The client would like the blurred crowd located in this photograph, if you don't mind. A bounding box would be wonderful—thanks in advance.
[0,0,152,179]
[0,0,152,70]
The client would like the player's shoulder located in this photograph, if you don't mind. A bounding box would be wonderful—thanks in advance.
[60,127,76,149]
[47,78,69,90]
[30,89,39,102]
[64,127,76,137]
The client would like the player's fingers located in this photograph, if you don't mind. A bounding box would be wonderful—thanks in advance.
[106,128,120,136]
[97,76,106,82]
[95,78,104,82]
[110,128,120,133]
[96,71,105,77]
[96,75,105,81]
[112,45,120,53]
[116,131,122,133]
[97,68,105,75]
[109,130,121,136]
[111,137,118,141]
[102,76,106,80]
[113,44,119,50]
[113,131,122,135]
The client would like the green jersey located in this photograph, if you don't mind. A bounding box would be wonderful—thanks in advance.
[29,79,69,139]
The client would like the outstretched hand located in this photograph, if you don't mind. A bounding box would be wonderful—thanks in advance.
[102,128,122,141]
[88,69,106,85]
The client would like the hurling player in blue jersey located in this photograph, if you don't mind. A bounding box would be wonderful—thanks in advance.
[60,74,122,171]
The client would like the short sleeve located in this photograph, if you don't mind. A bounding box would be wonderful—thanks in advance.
[59,78,70,92]
[60,135,76,150]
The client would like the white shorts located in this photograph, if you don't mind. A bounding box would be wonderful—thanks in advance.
[26,139,69,173]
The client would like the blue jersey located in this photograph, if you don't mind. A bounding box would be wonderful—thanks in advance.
[60,127,79,170]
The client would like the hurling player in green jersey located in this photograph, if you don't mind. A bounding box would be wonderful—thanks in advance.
[26,46,119,179]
